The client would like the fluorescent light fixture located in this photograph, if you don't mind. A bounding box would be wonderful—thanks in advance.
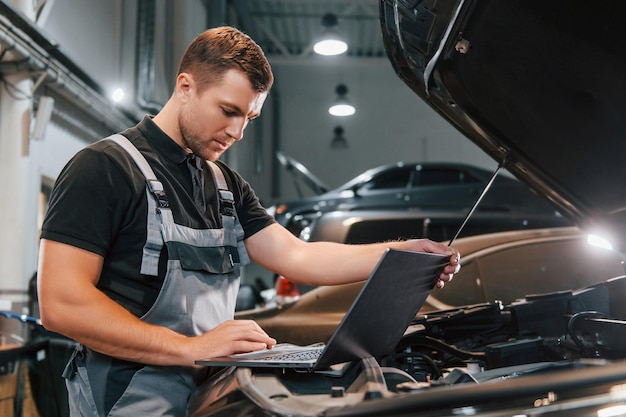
[32,96,54,141]
[329,84,355,117]
[313,13,348,56]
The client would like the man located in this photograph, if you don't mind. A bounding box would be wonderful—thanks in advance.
[37,26,460,416]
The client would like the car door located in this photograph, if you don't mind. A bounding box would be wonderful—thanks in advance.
[343,166,414,210]
[404,166,484,210]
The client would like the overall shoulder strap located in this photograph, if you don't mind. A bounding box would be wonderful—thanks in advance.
[107,134,156,180]
[106,134,169,276]
[207,161,235,217]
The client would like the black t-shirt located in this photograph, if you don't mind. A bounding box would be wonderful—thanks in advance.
[41,116,275,316]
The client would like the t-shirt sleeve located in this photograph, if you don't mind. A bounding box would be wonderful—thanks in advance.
[41,146,138,256]
[225,167,276,239]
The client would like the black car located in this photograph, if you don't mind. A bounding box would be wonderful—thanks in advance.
[189,1,626,416]
[270,159,563,238]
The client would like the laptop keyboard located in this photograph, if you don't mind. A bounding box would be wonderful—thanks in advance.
[258,347,324,361]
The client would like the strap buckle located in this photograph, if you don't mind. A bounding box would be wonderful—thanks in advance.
[147,179,170,208]
[218,189,235,216]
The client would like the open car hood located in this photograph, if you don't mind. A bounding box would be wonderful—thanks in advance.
[380,0,626,253]
[276,151,329,197]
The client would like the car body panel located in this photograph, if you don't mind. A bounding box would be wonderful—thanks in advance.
[305,208,571,244]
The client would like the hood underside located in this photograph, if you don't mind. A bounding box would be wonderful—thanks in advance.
[380,0,626,252]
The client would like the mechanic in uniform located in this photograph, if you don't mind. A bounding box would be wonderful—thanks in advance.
[37,26,461,416]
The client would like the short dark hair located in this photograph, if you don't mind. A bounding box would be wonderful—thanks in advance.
[177,26,274,93]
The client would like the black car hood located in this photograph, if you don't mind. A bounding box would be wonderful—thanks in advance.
[380,0,626,253]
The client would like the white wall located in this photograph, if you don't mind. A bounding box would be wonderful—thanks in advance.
[41,0,208,109]
[42,0,124,99]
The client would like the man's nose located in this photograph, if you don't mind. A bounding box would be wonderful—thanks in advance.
[225,120,246,141]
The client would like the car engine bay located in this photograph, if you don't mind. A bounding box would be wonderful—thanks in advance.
[189,275,626,417]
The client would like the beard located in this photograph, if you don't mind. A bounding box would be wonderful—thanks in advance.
[178,110,229,162]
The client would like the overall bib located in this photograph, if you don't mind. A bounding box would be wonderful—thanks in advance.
[62,134,249,416]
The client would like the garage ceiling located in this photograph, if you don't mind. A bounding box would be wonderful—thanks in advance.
[228,0,385,60]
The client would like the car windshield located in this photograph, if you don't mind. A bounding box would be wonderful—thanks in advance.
[358,167,412,191]
[414,168,482,186]
[335,164,488,193]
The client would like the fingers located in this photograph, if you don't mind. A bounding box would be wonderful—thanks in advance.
[414,239,461,288]
[447,253,460,272]
[222,319,276,351]
[437,261,459,285]
[409,239,461,266]
[193,320,276,362]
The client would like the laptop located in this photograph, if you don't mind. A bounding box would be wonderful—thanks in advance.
[195,248,449,371]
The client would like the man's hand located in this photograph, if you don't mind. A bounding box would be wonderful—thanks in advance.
[401,239,461,288]
[186,320,276,366]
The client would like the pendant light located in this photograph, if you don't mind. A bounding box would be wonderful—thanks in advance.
[329,84,356,117]
[330,126,349,149]
[313,13,348,56]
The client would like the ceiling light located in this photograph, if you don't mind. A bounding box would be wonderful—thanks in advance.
[313,13,348,56]
[330,126,348,149]
[314,37,348,56]
[329,84,355,117]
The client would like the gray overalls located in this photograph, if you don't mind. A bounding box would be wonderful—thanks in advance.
[62,134,249,416]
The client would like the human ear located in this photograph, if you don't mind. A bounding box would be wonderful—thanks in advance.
[176,73,194,101]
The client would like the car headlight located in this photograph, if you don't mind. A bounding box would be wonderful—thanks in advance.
[286,212,321,239]
[299,226,312,241]
[266,204,293,219]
